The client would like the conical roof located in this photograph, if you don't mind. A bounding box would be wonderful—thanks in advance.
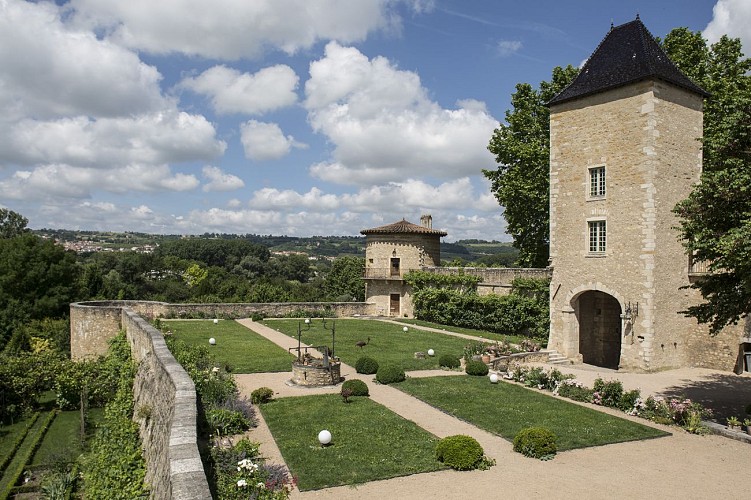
[360,218,447,236]
[549,17,708,106]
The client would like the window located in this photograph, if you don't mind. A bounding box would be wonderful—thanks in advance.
[588,220,606,253]
[589,166,606,198]
[390,258,400,276]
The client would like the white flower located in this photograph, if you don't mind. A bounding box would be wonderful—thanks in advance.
[237,479,247,487]
[257,482,265,489]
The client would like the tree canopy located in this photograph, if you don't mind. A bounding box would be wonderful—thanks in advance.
[664,30,751,332]
[0,208,29,238]
[484,65,578,267]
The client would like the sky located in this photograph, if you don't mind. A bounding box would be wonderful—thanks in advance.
[0,0,749,242]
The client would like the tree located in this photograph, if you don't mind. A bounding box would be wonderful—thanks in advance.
[484,65,578,267]
[664,30,751,332]
[0,208,29,238]
[324,256,365,301]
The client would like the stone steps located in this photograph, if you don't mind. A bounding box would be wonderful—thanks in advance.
[545,349,570,365]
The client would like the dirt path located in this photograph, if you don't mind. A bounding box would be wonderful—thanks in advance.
[234,319,751,499]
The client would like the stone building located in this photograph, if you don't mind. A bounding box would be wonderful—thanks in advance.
[361,215,446,317]
[547,17,747,372]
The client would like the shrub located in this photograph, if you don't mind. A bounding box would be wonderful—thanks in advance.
[355,356,379,375]
[555,380,593,402]
[593,378,623,408]
[341,379,369,397]
[435,435,485,470]
[206,408,251,435]
[618,389,641,412]
[438,353,461,369]
[523,366,549,388]
[251,387,274,404]
[465,360,489,376]
[513,427,557,460]
[376,364,406,384]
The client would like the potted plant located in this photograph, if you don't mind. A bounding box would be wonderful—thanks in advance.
[743,418,751,435]
[727,416,741,430]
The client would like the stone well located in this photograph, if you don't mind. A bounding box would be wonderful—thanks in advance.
[290,358,342,387]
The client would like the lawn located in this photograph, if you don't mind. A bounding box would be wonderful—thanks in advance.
[259,394,443,491]
[164,319,294,373]
[262,318,474,370]
[31,408,104,468]
[395,376,669,450]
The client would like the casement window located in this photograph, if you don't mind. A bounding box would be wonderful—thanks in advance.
[588,220,606,254]
[589,166,606,198]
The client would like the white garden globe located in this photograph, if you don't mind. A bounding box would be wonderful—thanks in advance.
[213,318,219,324]
[403,326,409,332]
[209,338,216,345]
[427,349,435,356]
[318,430,332,445]
[489,373,499,384]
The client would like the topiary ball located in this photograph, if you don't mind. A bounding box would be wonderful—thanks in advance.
[376,364,406,384]
[513,427,557,460]
[438,353,461,369]
[341,379,369,397]
[250,387,274,404]
[355,356,379,375]
[435,435,485,470]
[465,359,490,376]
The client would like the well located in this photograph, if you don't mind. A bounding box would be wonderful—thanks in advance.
[291,357,342,386]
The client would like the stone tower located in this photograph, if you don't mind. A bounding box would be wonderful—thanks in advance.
[547,18,715,371]
[361,217,446,317]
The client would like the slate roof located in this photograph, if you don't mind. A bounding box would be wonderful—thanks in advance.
[549,17,708,106]
[360,218,448,236]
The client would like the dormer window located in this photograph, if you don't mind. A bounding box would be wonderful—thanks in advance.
[589,166,606,198]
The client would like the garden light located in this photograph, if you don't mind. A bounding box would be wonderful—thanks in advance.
[427,349,435,356]
[403,326,409,332]
[318,429,332,446]
[209,337,216,345]
[213,318,218,324]
[489,373,499,384]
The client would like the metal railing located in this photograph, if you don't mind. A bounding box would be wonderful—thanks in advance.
[363,268,403,280]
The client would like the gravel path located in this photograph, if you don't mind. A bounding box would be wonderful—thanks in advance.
[234,319,751,500]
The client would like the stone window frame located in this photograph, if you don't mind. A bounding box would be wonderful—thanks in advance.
[587,218,607,255]
[587,165,606,200]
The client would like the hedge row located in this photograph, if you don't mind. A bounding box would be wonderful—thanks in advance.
[0,412,40,474]
[0,410,57,500]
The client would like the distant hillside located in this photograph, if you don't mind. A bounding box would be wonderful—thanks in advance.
[34,229,517,265]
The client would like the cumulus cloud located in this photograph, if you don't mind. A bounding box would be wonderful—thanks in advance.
[240,120,306,161]
[304,42,498,185]
[68,0,407,60]
[179,65,299,115]
[0,112,225,168]
[249,187,339,210]
[703,0,751,49]
[0,163,199,201]
[202,166,245,192]
[0,0,165,120]
[496,40,522,57]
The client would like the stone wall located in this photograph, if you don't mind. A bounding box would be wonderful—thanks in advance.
[123,309,211,500]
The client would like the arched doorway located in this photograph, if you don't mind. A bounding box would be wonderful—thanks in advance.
[574,291,622,369]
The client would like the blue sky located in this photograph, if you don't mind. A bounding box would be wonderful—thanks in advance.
[1,0,748,241]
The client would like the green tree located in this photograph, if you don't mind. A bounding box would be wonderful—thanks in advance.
[664,30,751,332]
[484,65,578,267]
[0,208,29,238]
[0,234,79,348]
[324,256,364,301]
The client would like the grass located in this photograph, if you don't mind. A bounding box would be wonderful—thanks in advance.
[0,417,36,470]
[259,394,443,491]
[164,319,294,373]
[262,318,474,371]
[395,376,669,450]
[394,318,532,345]
[31,408,104,468]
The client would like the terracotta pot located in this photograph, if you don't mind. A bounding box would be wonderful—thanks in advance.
[481,354,491,364]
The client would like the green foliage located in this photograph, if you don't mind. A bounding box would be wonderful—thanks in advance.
[0,209,29,238]
[325,256,365,301]
[434,435,486,470]
[375,364,406,385]
[80,334,147,499]
[438,353,461,369]
[555,380,593,402]
[354,356,379,374]
[0,410,57,499]
[513,427,557,460]
[410,283,549,341]
[205,408,251,435]
[0,350,63,423]
[663,29,751,332]
[484,66,579,267]
[465,360,489,376]
[0,234,79,349]
[251,387,275,405]
[592,378,624,408]
[341,379,369,397]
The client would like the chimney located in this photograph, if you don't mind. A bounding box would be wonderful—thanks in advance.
[420,214,432,229]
